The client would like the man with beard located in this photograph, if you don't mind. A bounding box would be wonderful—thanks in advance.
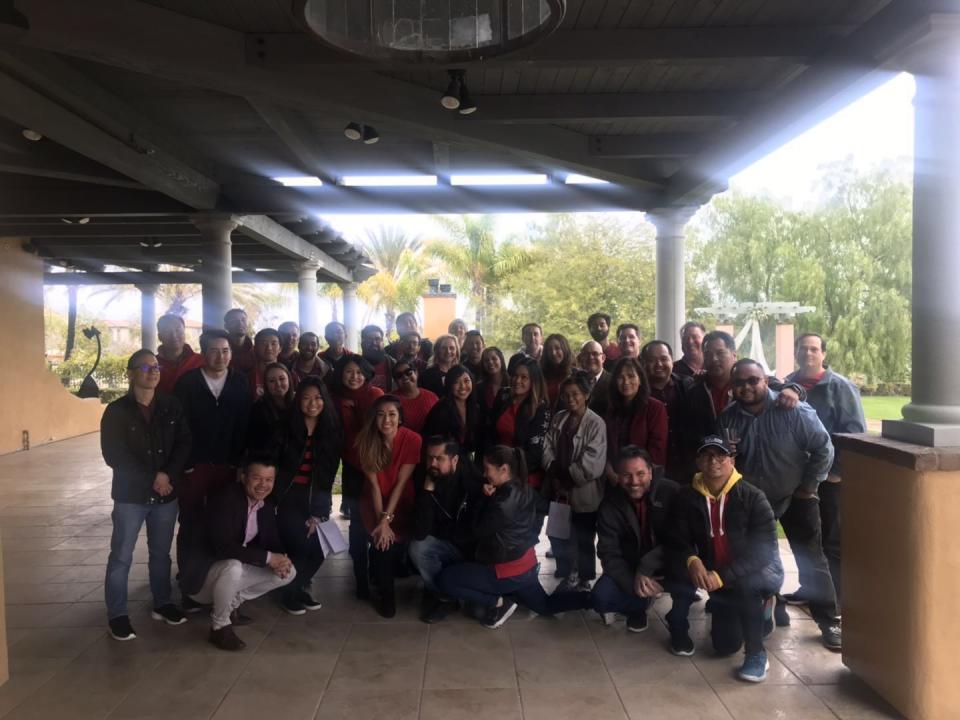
[674,321,706,378]
[224,308,255,374]
[409,436,482,622]
[290,331,329,384]
[641,340,690,482]
[587,312,620,365]
[579,340,611,417]
[361,324,396,392]
[277,321,300,367]
[717,359,841,651]
[387,312,433,363]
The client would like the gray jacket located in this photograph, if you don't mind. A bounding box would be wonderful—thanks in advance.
[717,389,834,514]
[784,368,866,476]
[541,408,607,513]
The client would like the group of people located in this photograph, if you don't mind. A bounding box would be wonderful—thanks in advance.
[100,307,865,682]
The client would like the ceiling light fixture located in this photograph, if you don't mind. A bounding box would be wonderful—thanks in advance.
[565,174,609,185]
[361,125,380,144]
[450,173,548,186]
[274,176,324,187]
[343,122,363,141]
[458,80,477,115]
[21,128,42,142]
[340,175,438,187]
[139,239,163,248]
[441,70,463,110]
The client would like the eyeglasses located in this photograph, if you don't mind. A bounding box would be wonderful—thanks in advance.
[131,364,160,373]
[732,376,763,388]
[393,368,416,380]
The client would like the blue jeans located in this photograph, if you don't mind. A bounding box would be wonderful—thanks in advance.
[105,500,178,619]
[591,574,695,632]
[408,535,464,593]
[437,562,590,615]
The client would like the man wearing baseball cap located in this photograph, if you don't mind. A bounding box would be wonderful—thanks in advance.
[667,435,783,683]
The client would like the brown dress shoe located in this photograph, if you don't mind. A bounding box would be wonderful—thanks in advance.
[229,610,253,626]
[208,625,246,651]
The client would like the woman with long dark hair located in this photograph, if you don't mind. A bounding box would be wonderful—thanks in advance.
[246,362,295,451]
[272,377,343,613]
[328,354,384,596]
[436,445,590,628]
[487,356,551,490]
[540,333,574,409]
[419,333,460,397]
[603,357,668,483]
[476,347,508,415]
[422,365,482,461]
[355,395,422,617]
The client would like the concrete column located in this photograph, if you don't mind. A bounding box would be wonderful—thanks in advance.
[340,281,359,351]
[884,26,960,445]
[192,215,237,331]
[138,284,158,352]
[650,208,695,345]
[298,263,321,333]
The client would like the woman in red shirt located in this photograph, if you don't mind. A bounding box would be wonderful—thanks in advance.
[476,347,508,416]
[540,333,574,410]
[355,395,422,617]
[392,360,439,435]
[603,357,668,483]
[329,354,384,597]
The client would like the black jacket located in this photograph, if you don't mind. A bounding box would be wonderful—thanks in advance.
[668,477,784,594]
[473,480,539,565]
[272,416,343,519]
[174,367,251,467]
[587,369,612,419]
[421,397,483,461]
[486,389,551,476]
[179,482,286,595]
[419,365,449,397]
[596,478,679,596]
[246,399,289,454]
[100,392,192,505]
[413,459,483,547]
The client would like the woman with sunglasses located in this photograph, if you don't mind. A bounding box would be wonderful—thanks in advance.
[603,357,668,484]
[392,360,438,435]
[422,365,482,462]
[355,395,422,617]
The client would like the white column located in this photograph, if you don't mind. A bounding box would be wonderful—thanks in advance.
[138,284,158,352]
[340,281,359,351]
[298,263,320,333]
[884,24,960,445]
[650,207,695,346]
[192,215,237,330]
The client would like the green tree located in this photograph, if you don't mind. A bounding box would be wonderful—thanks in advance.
[357,225,429,336]
[427,215,531,333]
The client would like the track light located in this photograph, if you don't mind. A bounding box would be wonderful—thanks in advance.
[361,125,379,145]
[21,128,42,142]
[458,82,477,115]
[343,122,363,140]
[441,70,463,110]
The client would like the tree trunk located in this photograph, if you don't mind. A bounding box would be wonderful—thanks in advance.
[64,284,78,361]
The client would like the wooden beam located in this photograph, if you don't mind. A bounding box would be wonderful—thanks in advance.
[232,214,355,282]
[43,270,298,285]
[0,46,220,208]
[247,99,330,179]
[589,134,705,158]
[246,27,855,70]
[0,181,188,217]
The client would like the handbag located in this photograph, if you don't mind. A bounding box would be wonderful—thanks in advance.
[315,519,348,556]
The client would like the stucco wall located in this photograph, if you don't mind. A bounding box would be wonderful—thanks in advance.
[0,239,103,456]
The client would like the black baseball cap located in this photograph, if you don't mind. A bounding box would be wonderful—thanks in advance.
[697,435,733,455]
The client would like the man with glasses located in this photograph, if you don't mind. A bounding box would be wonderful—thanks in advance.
[101,349,192,641]
[579,340,611,417]
[717,358,841,650]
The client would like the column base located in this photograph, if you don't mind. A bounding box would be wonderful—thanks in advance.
[882,419,960,447]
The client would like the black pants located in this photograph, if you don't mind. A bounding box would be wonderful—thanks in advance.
[778,495,839,626]
[276,484,324,599]
[552,510,598,581]
[669,582,767,656]
[369,542,407,606]
[818,481,842,604]
[341,464,369,592]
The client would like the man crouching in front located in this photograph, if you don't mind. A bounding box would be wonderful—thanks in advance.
[179,453,296,650]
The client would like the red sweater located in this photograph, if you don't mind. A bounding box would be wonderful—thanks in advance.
[360,427,422,539]
[156,345,204,396]
[605,398,669,466]
[399,389,439,434]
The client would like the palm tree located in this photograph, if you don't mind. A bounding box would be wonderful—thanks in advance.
[427,215,531,332]
[358,225,429,336]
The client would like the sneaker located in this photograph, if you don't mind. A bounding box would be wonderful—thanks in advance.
[774,597,791,627]
[555,576,578,593]
[297,590,322,611]
[670,630,695,656]
[575,579,594,592]
[737,651,769,682]
[108,615,137,641]
[626,612,648,633]
[419,592,448,624]
[181,595,207,613]
[229,609,253,626]
[208,625,246,652]
[151,604,187,625]
[821,623,842,651]
[340,505,351,520]
[783,590,810,605]
[482,600,518,629]
[280,596,306,616]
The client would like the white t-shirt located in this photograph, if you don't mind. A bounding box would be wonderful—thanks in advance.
[201,369,228,399]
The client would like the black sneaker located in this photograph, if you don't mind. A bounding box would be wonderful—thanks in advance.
[108,615,137,641]
[297,590,322,611]
[482,600,518,629]
[774,597,791,627]
[229,609,253,626]
[419,592,448,624]
[151,604,187,625]
[626,613,648,633]
[783,590,810,605]
[670,630,695,656]
[821,623,842,651]
[280,596,306,616]
[181,595,208,614]
[209,625,246,652]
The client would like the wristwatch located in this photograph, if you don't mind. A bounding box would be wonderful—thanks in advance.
[379,511,394,522]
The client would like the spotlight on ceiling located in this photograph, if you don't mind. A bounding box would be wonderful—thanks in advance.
[77,217,90,224]
[362,125,380,145]
[139,239,163,248]
[21,128,42,142]
[441,70,464,110]
[343,122,363,141]
[458,82,477,115]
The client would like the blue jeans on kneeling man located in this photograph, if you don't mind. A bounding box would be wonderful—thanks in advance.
[408,535,464,593]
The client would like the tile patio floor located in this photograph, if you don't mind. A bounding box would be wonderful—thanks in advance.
[0,433,903,720]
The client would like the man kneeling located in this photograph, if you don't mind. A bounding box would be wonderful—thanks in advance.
[180,453,296,650]
[668,436,783,682]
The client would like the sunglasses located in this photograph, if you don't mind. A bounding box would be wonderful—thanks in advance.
[393,368,416,380]
[130,363,160,373]
[732,376,763,388]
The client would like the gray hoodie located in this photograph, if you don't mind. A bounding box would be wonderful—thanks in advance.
[717,389,834,515]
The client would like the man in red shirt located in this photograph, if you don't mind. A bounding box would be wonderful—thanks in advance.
[156,314,204,395]
[224,308,255,373]
[361,324,396,392]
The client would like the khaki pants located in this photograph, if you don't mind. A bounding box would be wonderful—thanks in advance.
[190,559,296,629]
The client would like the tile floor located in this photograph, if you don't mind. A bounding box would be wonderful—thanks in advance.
[0,433,904,720]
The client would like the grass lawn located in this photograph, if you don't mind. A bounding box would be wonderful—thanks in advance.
[861,395,909,422]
